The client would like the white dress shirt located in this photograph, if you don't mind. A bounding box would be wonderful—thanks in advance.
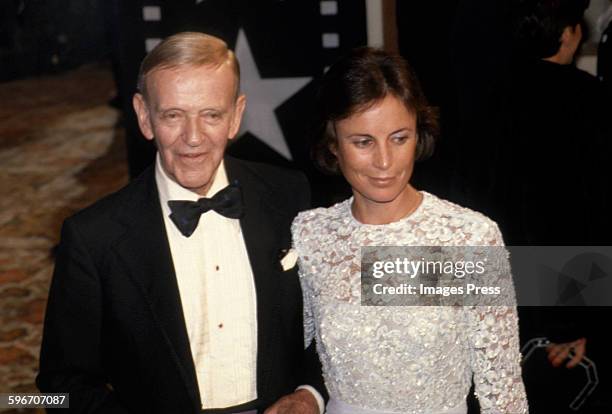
[155,155,324,413]
[156,156,258,409]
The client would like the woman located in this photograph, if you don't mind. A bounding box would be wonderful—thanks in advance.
[292,48,528,414]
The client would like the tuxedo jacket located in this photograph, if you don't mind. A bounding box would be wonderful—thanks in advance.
[37,156,326,413]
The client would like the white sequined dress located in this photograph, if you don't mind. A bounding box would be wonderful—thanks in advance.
[291,192,528,414]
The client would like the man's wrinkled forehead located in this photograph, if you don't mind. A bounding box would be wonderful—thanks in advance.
[142,61,241,104]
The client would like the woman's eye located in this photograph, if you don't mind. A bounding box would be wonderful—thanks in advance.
[353,139,372,148]
[392,135,408,143]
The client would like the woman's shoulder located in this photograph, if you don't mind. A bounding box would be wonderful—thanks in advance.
[293,199,349,228]
[291,199,351,247]
[423,192,494,222]
[422,192,503,243]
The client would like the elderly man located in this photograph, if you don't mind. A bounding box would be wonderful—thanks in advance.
[37,32,325,414]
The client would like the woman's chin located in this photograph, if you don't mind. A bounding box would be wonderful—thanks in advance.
[354,184,415,207]
[357,191,403,205]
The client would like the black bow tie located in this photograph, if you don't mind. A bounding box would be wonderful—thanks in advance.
[167,181,243,237]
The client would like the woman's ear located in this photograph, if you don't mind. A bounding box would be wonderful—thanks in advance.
[329,141,338,156]
[327,121,339,156]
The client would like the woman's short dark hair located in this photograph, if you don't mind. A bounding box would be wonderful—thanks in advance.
[513,0,589,60]
[312,47,439,174]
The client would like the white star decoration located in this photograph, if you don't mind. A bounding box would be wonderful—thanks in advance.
[235,30,312,160]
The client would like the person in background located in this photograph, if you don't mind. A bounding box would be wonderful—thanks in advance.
[499,1,612,411]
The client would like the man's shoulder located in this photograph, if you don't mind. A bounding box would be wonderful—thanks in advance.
[65,166,155,230]
[564,65,600,92]
[226,156,311,216]
[227,156,308,190]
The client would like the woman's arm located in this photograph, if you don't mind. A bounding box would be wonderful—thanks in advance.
[467,222,529,413]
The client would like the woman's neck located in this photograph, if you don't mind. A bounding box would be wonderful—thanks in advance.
[351,186,422,225]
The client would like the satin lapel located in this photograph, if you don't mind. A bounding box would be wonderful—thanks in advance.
[225,157,283,396]
[110,168,200,410]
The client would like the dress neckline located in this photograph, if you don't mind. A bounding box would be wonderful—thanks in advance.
[346,191,429,228]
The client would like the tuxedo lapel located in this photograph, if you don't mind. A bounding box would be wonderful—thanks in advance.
[110,168,200,410]
[225,157,287,397]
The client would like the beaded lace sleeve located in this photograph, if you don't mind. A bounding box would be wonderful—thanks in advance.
[466,223,529,413]
[291,212,317,349]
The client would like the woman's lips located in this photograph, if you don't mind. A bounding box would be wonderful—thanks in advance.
[369,176,395,186]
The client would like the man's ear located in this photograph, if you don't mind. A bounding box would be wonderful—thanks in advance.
[133,93,154,141]
[228,94,246,140]
[561,23,581,48]
[560,25,572,45]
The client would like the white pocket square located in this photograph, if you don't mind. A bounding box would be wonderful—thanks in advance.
[280,248,298,271]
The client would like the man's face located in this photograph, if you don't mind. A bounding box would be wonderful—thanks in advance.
[133,63,245,195]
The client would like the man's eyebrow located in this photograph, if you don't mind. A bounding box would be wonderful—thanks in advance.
[156,106,183,112]
[154,106,228,113]
[199,107,228,113]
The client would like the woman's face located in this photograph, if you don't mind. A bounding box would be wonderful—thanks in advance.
[332,94,418,209]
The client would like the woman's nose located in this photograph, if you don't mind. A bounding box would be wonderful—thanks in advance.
[373,143,391,170]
